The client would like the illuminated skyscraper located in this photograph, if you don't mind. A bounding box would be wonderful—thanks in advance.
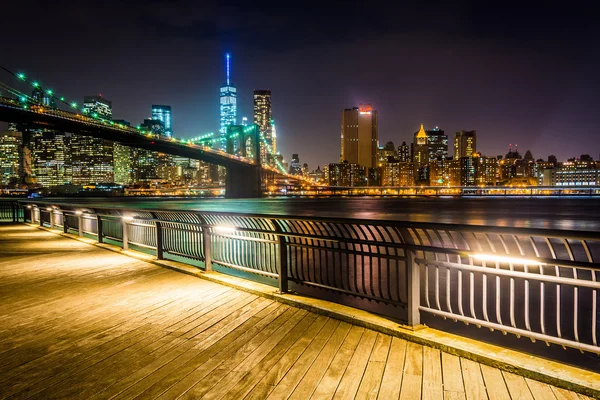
[398,142,410,162]
[413,124,429,184]
[426,127,448,161]
[151,105,172,137]
[454,130,477,159]
[31,131,72,187]
[341,104,378,169]
[219,53,237,150]
[83,95,112,119]
[73,95,114,184]
[253,90,273,163]
[0,131,22,186]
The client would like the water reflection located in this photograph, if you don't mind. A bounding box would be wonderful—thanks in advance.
[47,196,600,231]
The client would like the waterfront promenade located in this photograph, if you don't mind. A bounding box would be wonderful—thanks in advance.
[0,224,594,400]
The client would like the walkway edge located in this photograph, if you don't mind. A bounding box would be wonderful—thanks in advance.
[37,225,600,399]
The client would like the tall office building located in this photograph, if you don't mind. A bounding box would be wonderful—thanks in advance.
[426,127,448,161]
[341,104,378,169]
[83,95,112,118]
[289,154,302,175]
[0,131,22,186]
[253,90,273,163]
[73,95,114,184]
[31,131,71,187]
[412,124,429,184]
[151,105,172,137]
[219,53,237,150]
[398,142,410,162]
[454,130,477,159]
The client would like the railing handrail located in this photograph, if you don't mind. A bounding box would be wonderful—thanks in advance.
[17,199,600,240]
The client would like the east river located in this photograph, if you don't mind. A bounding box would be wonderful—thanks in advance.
[43,196,600,231]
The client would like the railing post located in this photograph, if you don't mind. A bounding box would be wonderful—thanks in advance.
[49,210,54,229]
[155,221,163,260]
[78,214,83,237]
[406,248,420,326]
[272,220,288,294]
[278,234,289,294]
[202,225,212,271]
[122,219,129,250]
[97,215,103,243]
[12,203,16,222]
[37,208,42,226]
[63,212,68,234]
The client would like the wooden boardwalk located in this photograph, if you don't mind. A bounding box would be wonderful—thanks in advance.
[0,224,592,400]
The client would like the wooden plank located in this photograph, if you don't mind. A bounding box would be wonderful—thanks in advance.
[460,358,488,400]
[354,333,391,400]
[169,307,307,400]
[254,316,329,389]
[552,386,583,400]
[310,326,365,400]
[526,378,558,400]
[377,337,407,400]
[399,341,423,400]
[217,313,320,400]
[265,318,340,399]
[286,322,352,400]
[441,352,466,400]
[331,329,378,400]
[502,371,535,400]
[109,297,275,400]
[93,301,279,400]
[479,364,510,400]
[422,346,444,400]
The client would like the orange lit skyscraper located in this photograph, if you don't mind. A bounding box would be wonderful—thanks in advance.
[341,104,378,169]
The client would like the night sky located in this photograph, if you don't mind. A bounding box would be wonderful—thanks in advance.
[2,1,599,168]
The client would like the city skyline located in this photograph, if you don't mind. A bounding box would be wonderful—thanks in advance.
[1,2,599,169]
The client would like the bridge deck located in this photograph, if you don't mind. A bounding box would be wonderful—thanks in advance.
[0,224,591,400]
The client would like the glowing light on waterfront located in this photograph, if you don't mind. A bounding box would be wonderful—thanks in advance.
[471,254,544,265]
[214,226,236,233]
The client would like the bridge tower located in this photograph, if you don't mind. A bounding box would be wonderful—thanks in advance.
[224,124,261,198]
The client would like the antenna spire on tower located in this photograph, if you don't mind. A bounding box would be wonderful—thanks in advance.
[226,53,231,86]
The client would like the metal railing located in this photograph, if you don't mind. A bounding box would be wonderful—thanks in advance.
[17,200,600,355]
[0,199,22,222]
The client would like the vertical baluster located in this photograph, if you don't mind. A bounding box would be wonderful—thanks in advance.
[573,267,579,342]
[469,257,476,321]
[482,262,490,324]
[524,265,531,332]
[446,264,452,315]
[458,254,464,317]
[509,262,515,329]
[582,240,597,346]
[435,263,441,312]
[424,261,430,308]
[593,270,598,347]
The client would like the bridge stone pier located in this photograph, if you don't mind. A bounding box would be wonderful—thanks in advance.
[225,164,262,198]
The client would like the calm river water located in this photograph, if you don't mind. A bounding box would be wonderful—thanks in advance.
[44,196,600,231]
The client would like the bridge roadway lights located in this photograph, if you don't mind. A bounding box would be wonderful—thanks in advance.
[225,165,262,199]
